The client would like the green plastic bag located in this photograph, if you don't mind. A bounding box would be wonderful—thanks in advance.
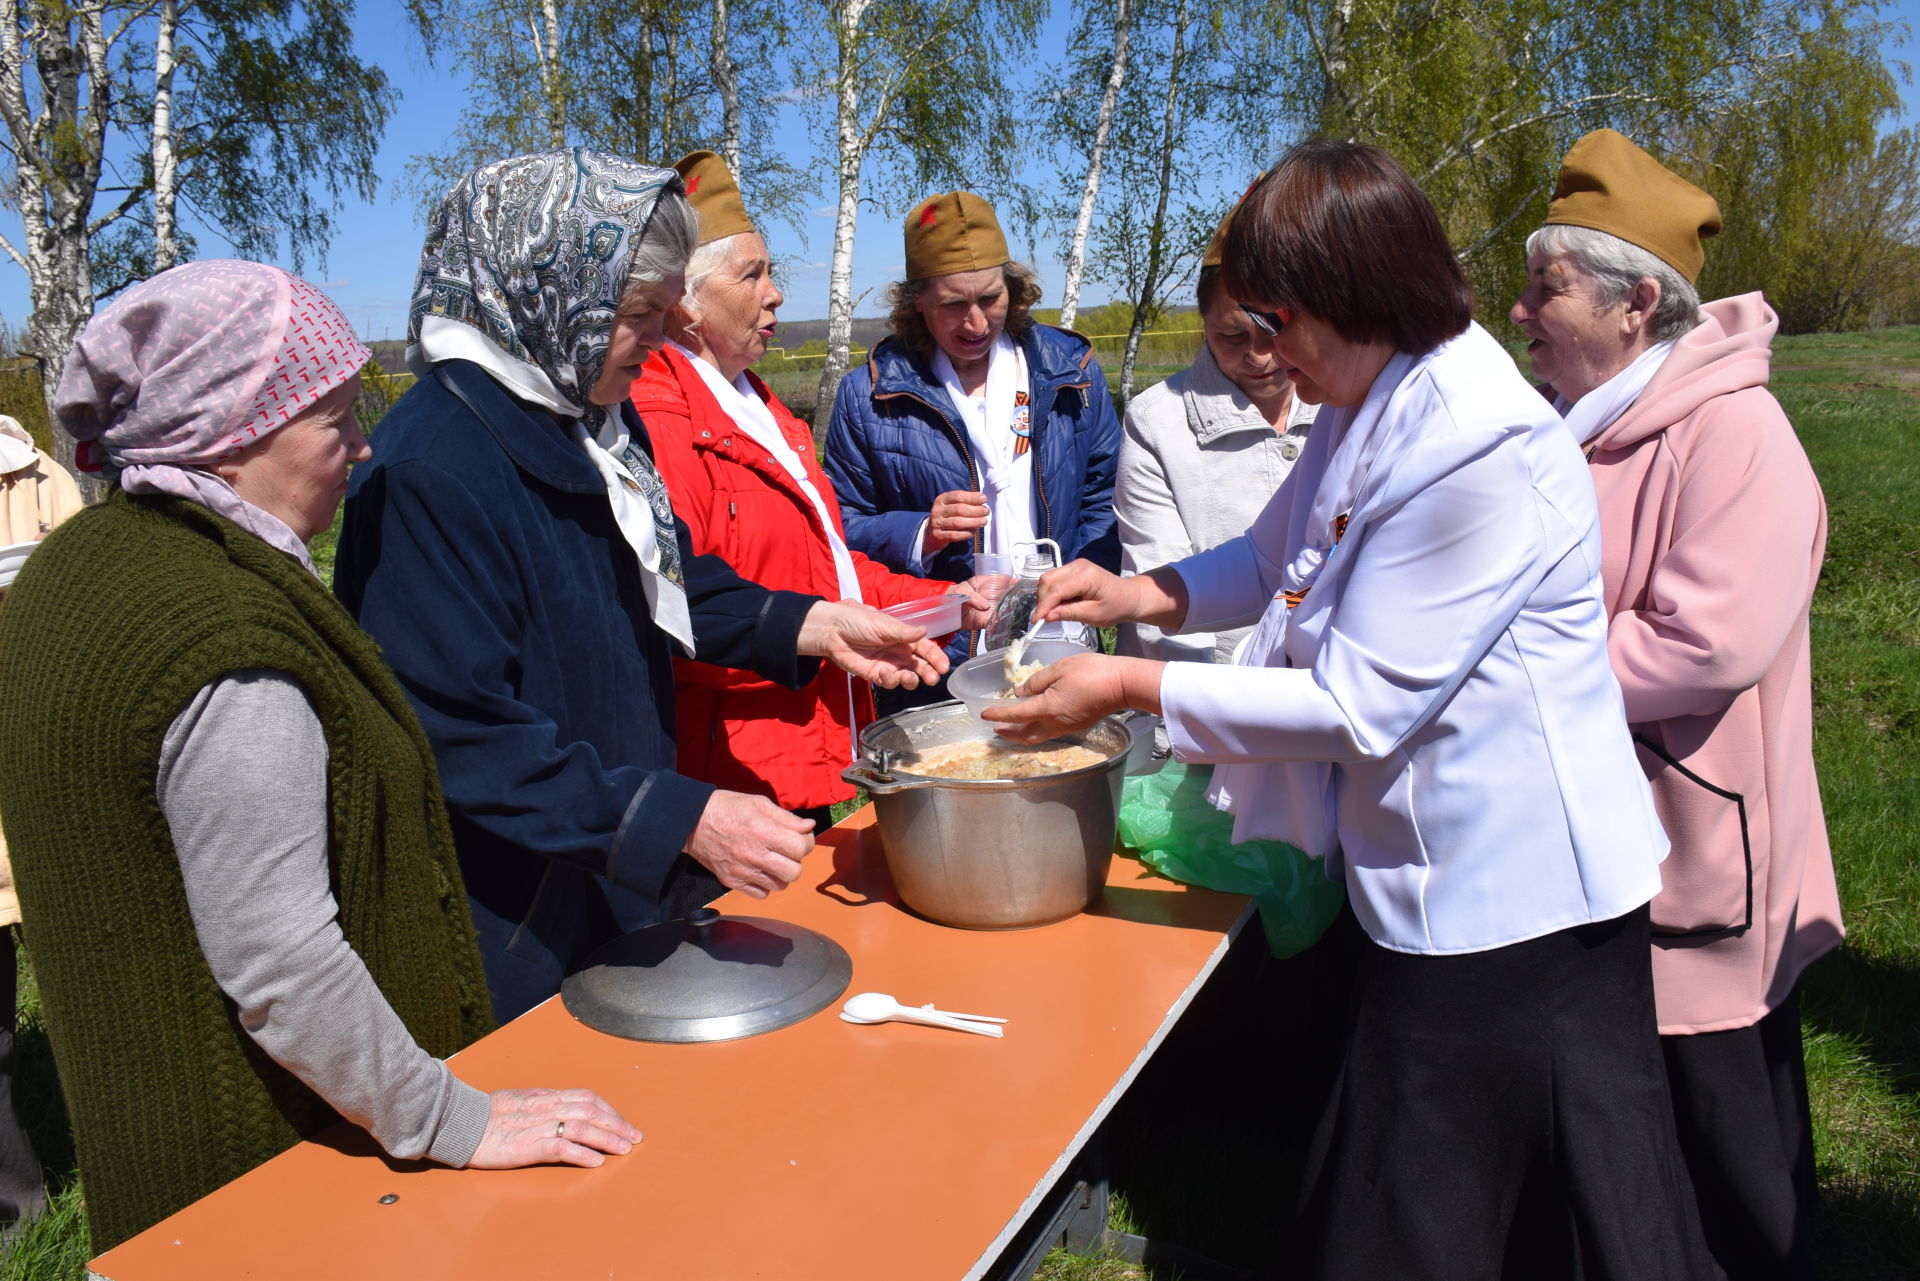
[1118,761,1345,958]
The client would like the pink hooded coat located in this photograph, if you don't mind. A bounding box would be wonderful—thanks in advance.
[1589,292,1844,1035]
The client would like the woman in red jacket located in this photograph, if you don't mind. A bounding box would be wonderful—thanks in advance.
[632,152,980,827]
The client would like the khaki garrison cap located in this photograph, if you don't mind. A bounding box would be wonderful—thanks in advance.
[674,150,755,247]
[1202,172,1267,269]
[1545,129,1722,283]
[903,191,1010,281]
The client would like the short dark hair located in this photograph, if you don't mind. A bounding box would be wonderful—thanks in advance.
[884,261,1044,360]
[1220,141,1473,354]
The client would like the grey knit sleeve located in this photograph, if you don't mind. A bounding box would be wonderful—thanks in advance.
[158,670,491,1167]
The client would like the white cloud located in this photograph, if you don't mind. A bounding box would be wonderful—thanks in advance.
[812,205,837,218]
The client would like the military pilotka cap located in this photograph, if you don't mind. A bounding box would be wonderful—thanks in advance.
[674,150,755,247]
[1545,130,1722,283]
[1201,172,1266,269]
[904,191,1009,281]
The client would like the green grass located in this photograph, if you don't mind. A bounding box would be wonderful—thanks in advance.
[4,328,1918,1279]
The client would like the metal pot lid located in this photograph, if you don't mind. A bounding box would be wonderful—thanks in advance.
[560,908,852,1044]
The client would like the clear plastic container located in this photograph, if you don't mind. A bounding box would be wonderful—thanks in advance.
[880,593,964,635]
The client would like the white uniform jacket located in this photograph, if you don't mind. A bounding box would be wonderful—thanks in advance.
[1160,324,1668,956]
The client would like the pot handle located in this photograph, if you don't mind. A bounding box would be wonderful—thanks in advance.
[841,761,928,795]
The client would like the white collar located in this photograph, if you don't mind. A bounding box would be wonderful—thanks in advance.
[1554,340,1675,448]
[408,314,582,417]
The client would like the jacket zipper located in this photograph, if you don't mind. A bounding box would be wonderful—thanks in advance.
[878,387,984,655]
[1027,374,1090,554]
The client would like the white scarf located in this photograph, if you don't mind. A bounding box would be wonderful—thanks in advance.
[934,332,1033,558]
[1204,349,1420,859]
[1268,349,1418,616]
[412,315,697,655]
[670,342,862,603]
[571,417,695,655]
[1554,340,1675,448]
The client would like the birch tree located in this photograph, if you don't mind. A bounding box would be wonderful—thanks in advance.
[801,0,1041,431]
[407,0,810,236]
[1066,0,1248,404]
[1056,0,1134,330]
[711,0,740,175]
[1,0,392,482]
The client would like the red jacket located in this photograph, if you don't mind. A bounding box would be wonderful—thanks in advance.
[631,346,951,809]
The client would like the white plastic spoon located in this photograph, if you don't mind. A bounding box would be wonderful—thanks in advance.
[838,992,1006,1037]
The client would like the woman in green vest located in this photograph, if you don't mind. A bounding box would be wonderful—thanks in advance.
[0,261,642,1252]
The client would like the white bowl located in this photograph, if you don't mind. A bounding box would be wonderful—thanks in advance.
[0,540,37,590]
[944,638,1092,723]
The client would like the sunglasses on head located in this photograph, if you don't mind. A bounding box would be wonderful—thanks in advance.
[1240,304,1291,336]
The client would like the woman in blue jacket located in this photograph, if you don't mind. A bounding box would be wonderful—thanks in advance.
[824,191,1121,691]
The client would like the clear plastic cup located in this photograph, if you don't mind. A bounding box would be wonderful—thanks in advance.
[971,551,1016,607]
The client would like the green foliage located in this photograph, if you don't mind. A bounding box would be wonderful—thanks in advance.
[1684,7,1920,332]
[177,0,396,272]
[1243,0,1914,338]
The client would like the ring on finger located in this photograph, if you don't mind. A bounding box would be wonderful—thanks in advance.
[555,1119,565,1139]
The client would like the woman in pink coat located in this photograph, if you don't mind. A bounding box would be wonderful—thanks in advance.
[1511,129,1844,1281]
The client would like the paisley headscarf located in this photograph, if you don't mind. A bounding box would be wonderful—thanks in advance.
[54,260,369,573]
[407,148,695,651]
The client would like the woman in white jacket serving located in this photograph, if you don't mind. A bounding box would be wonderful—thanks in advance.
[987,141,1711,1280]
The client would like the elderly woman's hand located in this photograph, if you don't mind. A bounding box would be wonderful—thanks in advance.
[923,489,990,553]
[685,789,815,898]
[980,653,1165,744]
[1032,561,1190,631]
[799,600,949,689]
[467,1087,643,1170]
[949,577,998,631]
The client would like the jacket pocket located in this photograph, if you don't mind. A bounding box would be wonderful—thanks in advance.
[1636,734,1753,936]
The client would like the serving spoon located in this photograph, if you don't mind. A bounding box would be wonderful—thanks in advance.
[839,991,1007,1037]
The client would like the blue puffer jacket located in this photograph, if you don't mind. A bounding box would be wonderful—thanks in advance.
[824,323,1121,669]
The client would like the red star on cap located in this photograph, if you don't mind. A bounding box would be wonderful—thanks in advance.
[920,205,937,228]
[687,174,701,194]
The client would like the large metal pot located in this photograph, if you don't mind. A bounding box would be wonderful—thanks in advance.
[841,701,1132,929]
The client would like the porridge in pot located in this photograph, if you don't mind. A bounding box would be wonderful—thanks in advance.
[898,737,1111,780]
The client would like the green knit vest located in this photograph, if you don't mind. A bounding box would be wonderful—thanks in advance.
[0,492,494,1251]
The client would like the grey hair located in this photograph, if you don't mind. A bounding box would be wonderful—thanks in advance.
[621,189,701,302]
[667,232,747,339]
[1524,223,1702,342]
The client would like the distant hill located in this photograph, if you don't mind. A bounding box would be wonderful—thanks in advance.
[765,317,891,352]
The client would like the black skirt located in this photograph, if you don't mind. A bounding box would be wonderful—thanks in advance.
[1296,903,1714,1281]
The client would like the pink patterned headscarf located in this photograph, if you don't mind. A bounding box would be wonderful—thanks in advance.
[54,260,369,570]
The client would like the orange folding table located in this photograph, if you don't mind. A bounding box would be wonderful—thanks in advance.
[89,807,1252,1281]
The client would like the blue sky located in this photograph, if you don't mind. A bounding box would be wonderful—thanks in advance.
[2,0,1916,339]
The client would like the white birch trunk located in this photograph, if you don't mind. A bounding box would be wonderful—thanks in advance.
[1120,0,1189,406]
[1059,0,1133,331]
[1,0,112,492]
[712,0,741,177]
[533,0,566,147]
[152,0,182,271]
[812,0,870,435]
